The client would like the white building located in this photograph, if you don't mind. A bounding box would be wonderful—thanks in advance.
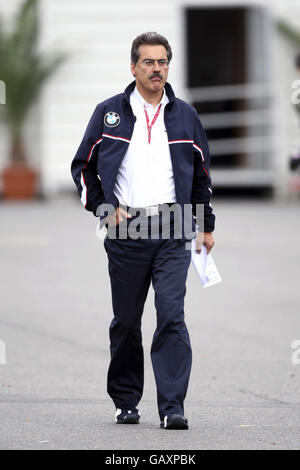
[1,0,300,198]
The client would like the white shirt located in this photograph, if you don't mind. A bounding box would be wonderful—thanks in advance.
[113,86,177,207]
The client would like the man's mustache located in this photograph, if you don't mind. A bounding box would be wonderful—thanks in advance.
[149,73,163,80]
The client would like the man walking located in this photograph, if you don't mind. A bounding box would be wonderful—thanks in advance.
[71,32,215,429]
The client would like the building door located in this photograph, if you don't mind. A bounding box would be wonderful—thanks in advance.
[185,6,275,193]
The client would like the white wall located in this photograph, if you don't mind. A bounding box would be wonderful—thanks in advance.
[39,0,181,194]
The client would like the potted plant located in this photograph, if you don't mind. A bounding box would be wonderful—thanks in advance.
[0,0,66,199]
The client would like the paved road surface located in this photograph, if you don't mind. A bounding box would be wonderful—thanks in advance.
[0,196,300,449]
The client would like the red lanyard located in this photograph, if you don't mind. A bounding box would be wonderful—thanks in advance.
[144,103,162,144]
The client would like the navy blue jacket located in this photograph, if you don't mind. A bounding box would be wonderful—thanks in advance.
[71,81,215,233]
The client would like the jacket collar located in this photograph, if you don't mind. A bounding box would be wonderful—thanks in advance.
[123,80,175,104]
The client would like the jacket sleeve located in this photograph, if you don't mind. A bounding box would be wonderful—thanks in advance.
[71,104,105,216]
[192,108,216,232]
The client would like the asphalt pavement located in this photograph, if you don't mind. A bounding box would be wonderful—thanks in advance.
[0,195,300,449]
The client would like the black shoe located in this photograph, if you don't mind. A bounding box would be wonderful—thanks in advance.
[115,408,140,424]
[160,414,189,429]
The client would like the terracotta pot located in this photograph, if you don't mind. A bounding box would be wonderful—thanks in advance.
[2,164,39,200]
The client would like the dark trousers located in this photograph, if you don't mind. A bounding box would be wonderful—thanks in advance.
[103,213,192,420]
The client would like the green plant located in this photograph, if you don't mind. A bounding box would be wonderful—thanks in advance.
[277,19,300,48]
[0,0,66,164]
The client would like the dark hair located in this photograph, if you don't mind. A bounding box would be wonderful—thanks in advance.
[296,52,300,69]
[131,32,172,65]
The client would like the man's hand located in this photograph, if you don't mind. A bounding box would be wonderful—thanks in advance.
[196,232,215,254]
[107,207,132,227]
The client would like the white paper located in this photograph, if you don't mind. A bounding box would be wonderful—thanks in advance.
[191,237,222,288]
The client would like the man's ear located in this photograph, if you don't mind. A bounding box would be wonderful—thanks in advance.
[131,62,136,77]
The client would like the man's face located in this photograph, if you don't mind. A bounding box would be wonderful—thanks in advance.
[131,45,169,94]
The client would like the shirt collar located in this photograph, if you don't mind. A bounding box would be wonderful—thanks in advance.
[132,85,169,110]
